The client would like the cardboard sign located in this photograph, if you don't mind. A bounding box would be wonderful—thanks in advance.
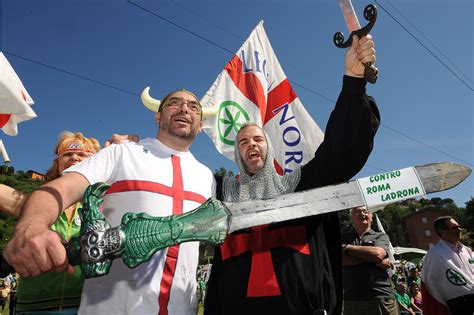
[356,167,426,209]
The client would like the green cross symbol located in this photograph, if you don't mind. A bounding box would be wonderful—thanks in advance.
[217,101,250,145]
[446,268,467,286]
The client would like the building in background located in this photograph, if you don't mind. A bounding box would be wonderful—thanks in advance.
[26,170,44,181]
[404,207,449,250]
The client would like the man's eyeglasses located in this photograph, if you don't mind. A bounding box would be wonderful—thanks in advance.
[351,207,370,216]
[162,97,202,115]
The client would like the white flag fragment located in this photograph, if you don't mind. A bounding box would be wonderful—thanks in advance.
[374,213,395,263]
[0,139,10,163]
[201,21,323,175]
[0,52,37,136]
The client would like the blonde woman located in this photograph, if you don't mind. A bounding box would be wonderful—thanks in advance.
[0,132,100,314]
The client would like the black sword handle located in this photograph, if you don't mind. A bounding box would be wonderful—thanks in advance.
[333,4,378,84]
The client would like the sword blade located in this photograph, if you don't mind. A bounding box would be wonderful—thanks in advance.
[227,180,362,233]
[339,0,361,32]
[226,162,471,233]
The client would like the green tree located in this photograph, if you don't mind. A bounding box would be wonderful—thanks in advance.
[213,167,235,178]
[430,197,442,206]
[339,210,351,234]
[16,170,30,180]
[376,203,415,246]
[460,197,474,247]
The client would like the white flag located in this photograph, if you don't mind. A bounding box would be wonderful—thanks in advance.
[0,52,36,136]
[374,213,395,263]
[201,21,323,175]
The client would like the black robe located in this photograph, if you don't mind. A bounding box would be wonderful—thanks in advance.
[204,76,380,315]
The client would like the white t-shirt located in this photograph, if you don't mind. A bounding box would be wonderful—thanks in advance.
[65,138,215,314]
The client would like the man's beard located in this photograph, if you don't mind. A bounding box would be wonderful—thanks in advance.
[160,116,199,140]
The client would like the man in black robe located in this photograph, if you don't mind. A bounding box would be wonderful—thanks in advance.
[204,34,380,315]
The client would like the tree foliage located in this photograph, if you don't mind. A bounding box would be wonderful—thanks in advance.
[213,167,235,178]
[460,197,474,247]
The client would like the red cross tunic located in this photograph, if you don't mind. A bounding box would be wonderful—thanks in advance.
[221,225,310,297]
[65,138,215,315]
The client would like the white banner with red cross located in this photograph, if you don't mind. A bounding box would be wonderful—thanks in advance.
[201,21,323,175]
[0,52,36,136]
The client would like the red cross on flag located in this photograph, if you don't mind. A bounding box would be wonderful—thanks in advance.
[0,52,36,136]
[201,21,323,175]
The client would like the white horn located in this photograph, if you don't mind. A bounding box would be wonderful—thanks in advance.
[141,87,161,113]
[201,100,219,119]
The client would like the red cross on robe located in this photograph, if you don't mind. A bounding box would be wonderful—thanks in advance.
[220,224,310,297]
[106,155,206,315]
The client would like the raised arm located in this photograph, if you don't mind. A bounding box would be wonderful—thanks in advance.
[298,36,380,190]
[3,172,89,277]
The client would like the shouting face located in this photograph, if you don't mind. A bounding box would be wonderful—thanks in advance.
[237,125,268,175]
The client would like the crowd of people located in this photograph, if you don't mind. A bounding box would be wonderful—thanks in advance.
[394,282,422,315]
[0,132,100,314]
[0,273,17,315]
[340,211,473,315]
[0,28,472,315]
[391,262,423,314]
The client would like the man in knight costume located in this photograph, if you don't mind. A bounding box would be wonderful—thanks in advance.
[204,34,380,315]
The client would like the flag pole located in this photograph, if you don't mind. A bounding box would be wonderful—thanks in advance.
[0,139,11,163]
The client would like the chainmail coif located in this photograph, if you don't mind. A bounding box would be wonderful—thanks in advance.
[222,127,301,202]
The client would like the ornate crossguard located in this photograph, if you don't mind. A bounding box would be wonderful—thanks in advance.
[333,4,377,49]
[65,182,228,279]
[333,3,379,83]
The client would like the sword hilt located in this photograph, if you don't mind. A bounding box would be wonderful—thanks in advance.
[333,4,378,84]
[65,182,229,279]
[363,62,378,84]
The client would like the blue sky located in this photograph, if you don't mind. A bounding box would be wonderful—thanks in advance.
[1,0,472,206]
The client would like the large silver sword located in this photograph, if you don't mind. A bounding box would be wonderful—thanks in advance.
[66,162,470,278]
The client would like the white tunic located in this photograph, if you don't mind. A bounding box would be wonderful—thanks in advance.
[65,138,215,315]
